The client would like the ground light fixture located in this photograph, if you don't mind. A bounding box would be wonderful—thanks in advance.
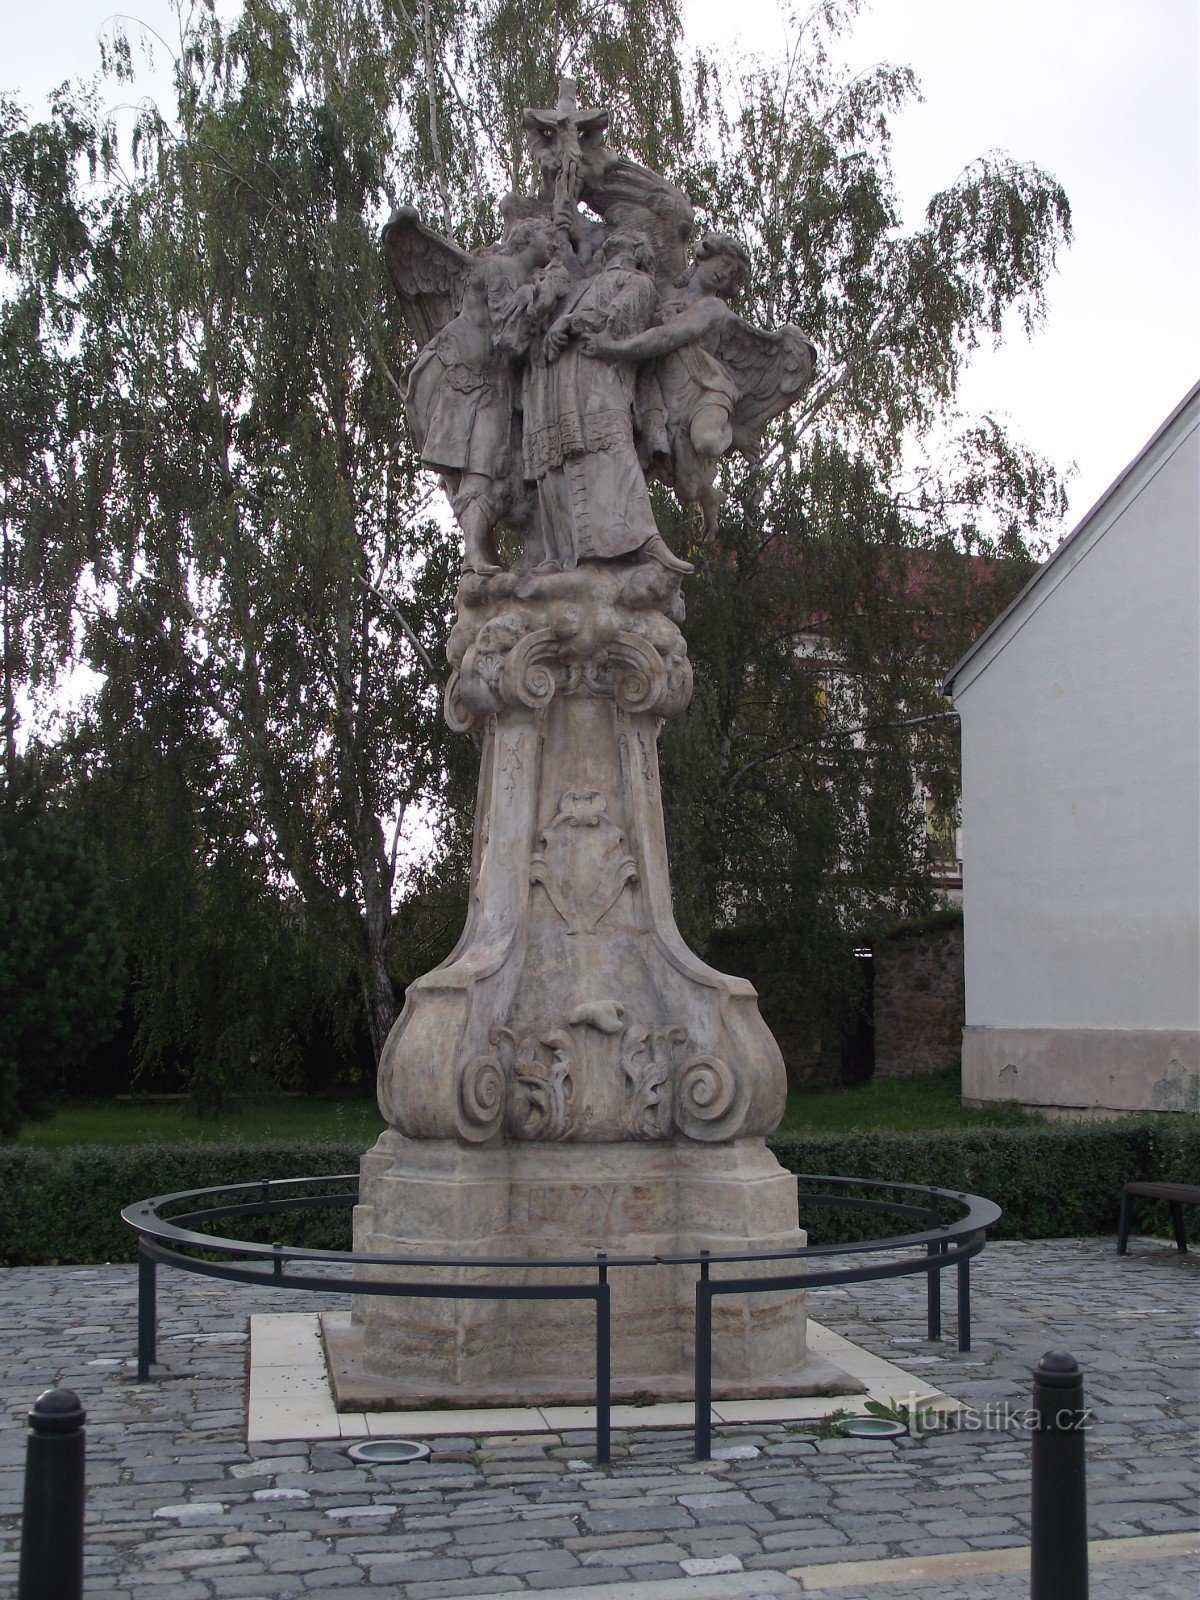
[837,1415,907,1439]
[345,1438,431,1465]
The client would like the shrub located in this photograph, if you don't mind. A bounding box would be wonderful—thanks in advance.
[1,1122,1197,1264]
[0,1143,361,1265]
[768,1122,1200,1242]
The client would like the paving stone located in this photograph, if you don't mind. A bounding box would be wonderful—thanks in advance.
[681,1554,744,1574]
[486,1548,584,1575]
[453,1525,578,1552]
[676,1535,762,1559]
[524,1570,634,1589]
[579,1542,689,1566]
[357,1556,474,1582]
[0,1241,1192,1598]
[579,1505,694,1533]
[406,1581,525,1598]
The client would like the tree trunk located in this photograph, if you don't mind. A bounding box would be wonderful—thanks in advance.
[1,523,18,784]
[359,913,399,1063]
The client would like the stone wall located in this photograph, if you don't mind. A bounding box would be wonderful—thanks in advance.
[873,921,964,1078]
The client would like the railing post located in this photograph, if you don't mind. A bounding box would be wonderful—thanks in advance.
[595,1254,611,1466]
[925,1240,942,1340]
[957,1253,972,1352]
[137,1246,158,1381]
[19,1388,86,1600]
[1031,1351,1089,1599]
[694,1251,712,1461]
[925,1189,942,1340]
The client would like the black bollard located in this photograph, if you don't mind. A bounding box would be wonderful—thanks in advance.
[18,1387,86,1600]
[1030,1351,1088,1600]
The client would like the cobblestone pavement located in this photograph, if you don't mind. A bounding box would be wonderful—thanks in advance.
[0,1237,1196,1597]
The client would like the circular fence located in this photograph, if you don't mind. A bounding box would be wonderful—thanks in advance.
[123,1171,1000,1462]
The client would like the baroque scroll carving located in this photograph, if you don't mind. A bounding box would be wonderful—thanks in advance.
[455,1016,749,1145]
[445,584,693,730]
[674,1055,740,1141]
[457,1051,507,1143]
[496,1027,576,1141]
[620,1023,685,1139]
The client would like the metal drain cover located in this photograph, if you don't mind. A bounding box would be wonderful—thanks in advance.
[346,1438,431,1465]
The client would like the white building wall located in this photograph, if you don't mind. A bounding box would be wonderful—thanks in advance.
[951,393,1199,1113]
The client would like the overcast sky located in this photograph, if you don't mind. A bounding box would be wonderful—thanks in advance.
[689,0,1199,528]
[5,0,1198,530]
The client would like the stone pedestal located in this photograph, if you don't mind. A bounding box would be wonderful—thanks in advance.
[336,1133,828,1407]
[350,562,812,1404]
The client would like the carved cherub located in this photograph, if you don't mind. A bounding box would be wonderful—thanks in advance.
[384,209,570,573]
[581,232,817,534]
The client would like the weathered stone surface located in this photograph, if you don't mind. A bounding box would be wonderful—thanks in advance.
[359,77,820,1402]
[346,1139,827,1406]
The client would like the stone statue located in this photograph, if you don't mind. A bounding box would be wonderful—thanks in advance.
[344,80,830,1413]
[385,209,571,573]
[584,232,816,535]
[525,228,691,573]
[385,85,814,574]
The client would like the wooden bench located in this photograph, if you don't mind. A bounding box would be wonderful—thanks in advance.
[1116,1182,1200,1254]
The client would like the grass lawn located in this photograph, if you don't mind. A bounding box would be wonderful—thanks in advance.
[774,1064,1032,1135]
[10,1065,1028,1147]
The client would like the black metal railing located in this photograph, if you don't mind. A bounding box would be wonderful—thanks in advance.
[122,1172,1000,1463]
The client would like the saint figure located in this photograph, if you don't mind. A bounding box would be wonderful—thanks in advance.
[522,230,691,573]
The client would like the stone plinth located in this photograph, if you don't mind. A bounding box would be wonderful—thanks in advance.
[336,1133,825,1408]
[376,566,788,1148]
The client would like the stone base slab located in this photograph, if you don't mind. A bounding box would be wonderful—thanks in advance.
[351,1132,812,1405]
[322,1314,862,1411]
[962,1026,1200,1114]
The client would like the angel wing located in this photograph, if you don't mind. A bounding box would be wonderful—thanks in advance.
[711,316,817,456]
[382,206,477,350]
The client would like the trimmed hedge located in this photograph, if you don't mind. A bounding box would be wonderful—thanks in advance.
[769,1123,1200,1243]
[0,1122,1196,1264]
[0,1143,362,1266]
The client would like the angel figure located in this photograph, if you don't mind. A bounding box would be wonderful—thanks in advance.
[581,233,817,534]
[384,209,571,573]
